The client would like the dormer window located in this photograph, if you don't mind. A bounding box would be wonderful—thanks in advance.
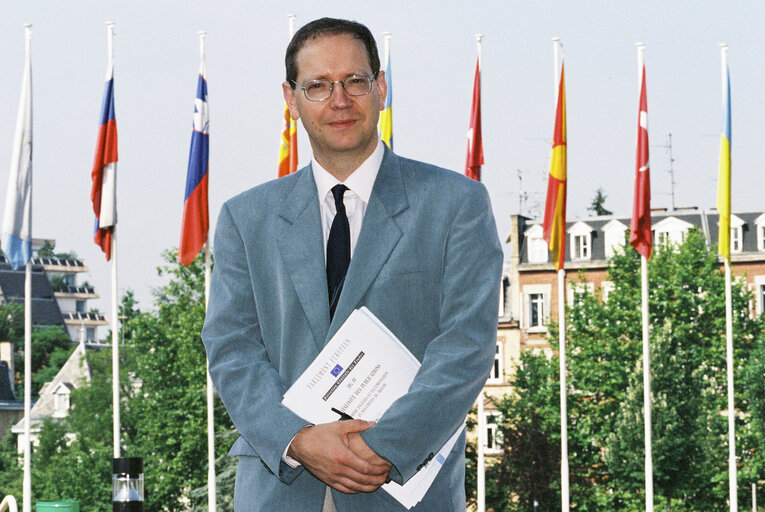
[723,214,745,254]
[653,217,694,248]
[731,225,742,253]
[602,220,628,259]
[52,383,72,418]
[525,225,548,264]
[755,214,765,252]
[569,222,594,261]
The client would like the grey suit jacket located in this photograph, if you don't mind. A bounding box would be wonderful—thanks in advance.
[202,147,503,511]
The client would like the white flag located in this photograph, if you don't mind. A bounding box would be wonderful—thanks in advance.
[2,29,33,270]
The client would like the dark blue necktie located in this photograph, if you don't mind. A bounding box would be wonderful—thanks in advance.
[327,185,350,319]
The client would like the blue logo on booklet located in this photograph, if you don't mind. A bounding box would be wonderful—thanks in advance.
[330,364,343,377]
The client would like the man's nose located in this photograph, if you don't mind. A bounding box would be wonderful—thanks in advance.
[329,82,352,108]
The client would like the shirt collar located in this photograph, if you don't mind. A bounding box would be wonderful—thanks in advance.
[312,140,384,204]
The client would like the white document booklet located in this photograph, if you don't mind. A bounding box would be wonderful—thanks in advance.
[281,307,463,509]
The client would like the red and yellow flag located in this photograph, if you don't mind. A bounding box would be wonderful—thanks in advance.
[543,63,567,271]
[278,104,298,177]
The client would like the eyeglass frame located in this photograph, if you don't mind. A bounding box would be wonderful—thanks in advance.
[290,72,379,102]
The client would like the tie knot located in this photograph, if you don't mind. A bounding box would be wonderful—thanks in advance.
[331,184,348,209]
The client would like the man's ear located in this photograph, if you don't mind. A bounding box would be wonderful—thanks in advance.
[376,71,388,111]
[282,82,301,120]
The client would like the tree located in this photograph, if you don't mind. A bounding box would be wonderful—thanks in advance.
[564,229,763,509]
[487,230,764,511]
[121,251,234,511]
[0,251,235,511]
[587,187,612,216]
[486,352,561,511]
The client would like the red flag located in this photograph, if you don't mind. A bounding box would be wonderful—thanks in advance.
[630,64,652,259]
[543,63,567,271]
[465,59,483,181]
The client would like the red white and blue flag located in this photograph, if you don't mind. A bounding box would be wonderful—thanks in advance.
[90,46,118,261]
[178,60,209,266]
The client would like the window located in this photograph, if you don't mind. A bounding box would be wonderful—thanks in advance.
[529,293,545,328]
[523,285,551,332]
[569,222,594,262]
[86,327,95,340]
[75,300,86,313]
[53,386,70,418]
[755,276,765,316]
[731,225,742,254]
[487,342,503,384]
[484,413,502,454]
[573,234,590,260]
[759,224,765,252]
[653,217,694,249]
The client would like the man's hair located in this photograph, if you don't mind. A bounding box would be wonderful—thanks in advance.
[285,17,380,85]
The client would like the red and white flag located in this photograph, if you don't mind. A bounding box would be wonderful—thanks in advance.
[630,63,651,259]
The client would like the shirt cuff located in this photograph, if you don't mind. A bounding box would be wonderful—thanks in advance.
[282,433,302,468]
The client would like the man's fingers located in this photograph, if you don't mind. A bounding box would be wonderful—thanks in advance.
[288,422,389,492]
[347,431,392,469]
[340,419,376,434]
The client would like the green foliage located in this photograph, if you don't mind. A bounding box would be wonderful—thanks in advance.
[489,230,764,511]
[0,250,235,511]
[48,274,68,291]
[37,241,55,258]
[12,325,74,397]
[0,303,24,342]
[587,187,612,216]
[489,352,561,511]
[124,250,234,511]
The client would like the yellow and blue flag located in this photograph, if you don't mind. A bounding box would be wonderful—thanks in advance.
[717,58,732,261]
[379,51,393,150]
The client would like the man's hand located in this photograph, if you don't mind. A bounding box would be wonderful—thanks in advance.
[288,420,391,493]
[347,430,390,468]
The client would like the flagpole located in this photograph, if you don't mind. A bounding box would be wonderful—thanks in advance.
[718,42,737,512]
[477,393,485,512]
[725,259,736,511]
[196,28,217,512]
[636,42,654,512]
[104,21,121,460]
[473,32,486,512]
[23,262,31,512]
[383,32,392,68]
[18,24,33,512]
[551,36,569,512]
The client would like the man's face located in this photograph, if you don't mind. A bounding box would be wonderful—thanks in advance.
[283,33,387,171]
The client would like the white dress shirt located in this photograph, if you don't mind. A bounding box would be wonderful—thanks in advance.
[312,140,384,260]
[282,139,385,469]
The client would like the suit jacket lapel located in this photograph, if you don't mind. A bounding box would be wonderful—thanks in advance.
[276,167,330,350]
[328,149,409,339]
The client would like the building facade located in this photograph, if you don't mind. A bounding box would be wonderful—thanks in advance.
[507,208,765,351]
[0,239,108,344]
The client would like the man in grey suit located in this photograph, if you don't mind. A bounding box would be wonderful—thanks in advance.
[202,17,503,511]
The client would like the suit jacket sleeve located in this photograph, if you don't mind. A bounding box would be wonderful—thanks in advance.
[360,180,503,485]
[202,202,310,484]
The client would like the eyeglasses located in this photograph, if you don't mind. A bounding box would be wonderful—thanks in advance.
[291,74,376,102]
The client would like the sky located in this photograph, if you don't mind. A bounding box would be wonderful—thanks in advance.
[1,1,764,318]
